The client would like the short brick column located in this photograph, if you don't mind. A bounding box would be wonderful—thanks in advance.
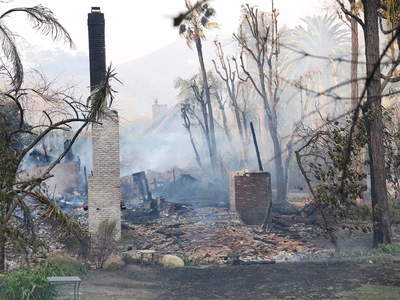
[230,171,272,225]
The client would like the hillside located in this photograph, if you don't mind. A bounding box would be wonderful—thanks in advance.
[25,34,237,121]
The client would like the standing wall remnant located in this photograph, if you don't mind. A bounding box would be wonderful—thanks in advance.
[87,7,121,239]
[230,171,272,225]
[120,172,150,208]
[88,108,121,238]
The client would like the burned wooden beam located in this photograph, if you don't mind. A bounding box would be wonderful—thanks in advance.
[250,122,263,171]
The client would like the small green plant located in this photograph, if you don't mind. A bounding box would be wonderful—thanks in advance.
[87,219,118,268]
[119,230,135,245]
[194,257,201,267]
[337,250,365,258]
[49,255,87,276]
[376,243,400,254]
[0,256,85,299]
[213,258,221,265]
[180,253,191,266]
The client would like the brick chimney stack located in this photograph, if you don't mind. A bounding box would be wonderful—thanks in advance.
[87,7,121,239]
[88,7,106,91]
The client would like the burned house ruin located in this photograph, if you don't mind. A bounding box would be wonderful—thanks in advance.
[87,7,121,239]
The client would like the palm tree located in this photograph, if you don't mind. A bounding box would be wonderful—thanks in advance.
[179,0,219,174]
[281,14,350,125]
[0,4,74,90]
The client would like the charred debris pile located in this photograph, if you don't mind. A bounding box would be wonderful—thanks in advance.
[120,168,225,210]
[65,169,335,264]
[122,205,333,265]
[8,168,338,267]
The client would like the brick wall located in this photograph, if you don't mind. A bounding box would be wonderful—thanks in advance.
[230,171,272,225]
[88,108,121,239]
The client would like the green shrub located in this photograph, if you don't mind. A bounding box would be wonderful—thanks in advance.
[194,257,201,267]
[48,255,87,276]
[336,250,365,258]
[0,256,85,299]
[118,230,135,245]
[179,253,191,266]
[377,243,400,254]
[87,219,118,268]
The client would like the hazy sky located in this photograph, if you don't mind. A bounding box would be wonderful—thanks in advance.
[5,0,324,65]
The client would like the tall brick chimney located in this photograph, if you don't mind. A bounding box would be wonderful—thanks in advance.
[87,7,121,239]
[87,7,106,91]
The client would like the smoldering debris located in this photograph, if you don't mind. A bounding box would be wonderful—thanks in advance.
[7,166,393,269]
[10,191,400,270]
[125,205,334,264]
[120,169,225,210]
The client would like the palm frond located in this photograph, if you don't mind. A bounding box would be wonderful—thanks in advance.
[197,28,205,40]
[179,24,187,35]
[180,0,218,48]
[1,5,75,49]
[0,5,75,90]
[31,190,90,255]
[206,22,219,29]
[0,24,23,89]
[200,16,208,27]
[185,28,194,49]
[88,64,122,122]
[204,9,213,18]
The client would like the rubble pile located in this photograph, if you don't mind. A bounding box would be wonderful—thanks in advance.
[54,188,87,209]
[123,206,335,264]
[5,197,339,270]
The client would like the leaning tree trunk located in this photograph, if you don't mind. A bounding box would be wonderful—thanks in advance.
[362,0,393,247]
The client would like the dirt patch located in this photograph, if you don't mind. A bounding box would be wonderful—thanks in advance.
[76,256,400,300]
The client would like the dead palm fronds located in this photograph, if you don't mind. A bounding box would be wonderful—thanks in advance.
[88,64,122,122]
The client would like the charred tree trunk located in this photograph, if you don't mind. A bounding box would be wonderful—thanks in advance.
[211,79,233,148]
[234,3,287,202]
[284,140,293,194]
[195,38,218,174]
[349,0,359,113]
[250,122,263,171]
[268,116,286,202]
[212,42,247,155]
[362,0,393,246]
[349,0,364,203]
[181,106,202,168]
[192,83,213,169]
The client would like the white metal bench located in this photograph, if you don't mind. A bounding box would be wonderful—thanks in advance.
[47,276,81,300]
